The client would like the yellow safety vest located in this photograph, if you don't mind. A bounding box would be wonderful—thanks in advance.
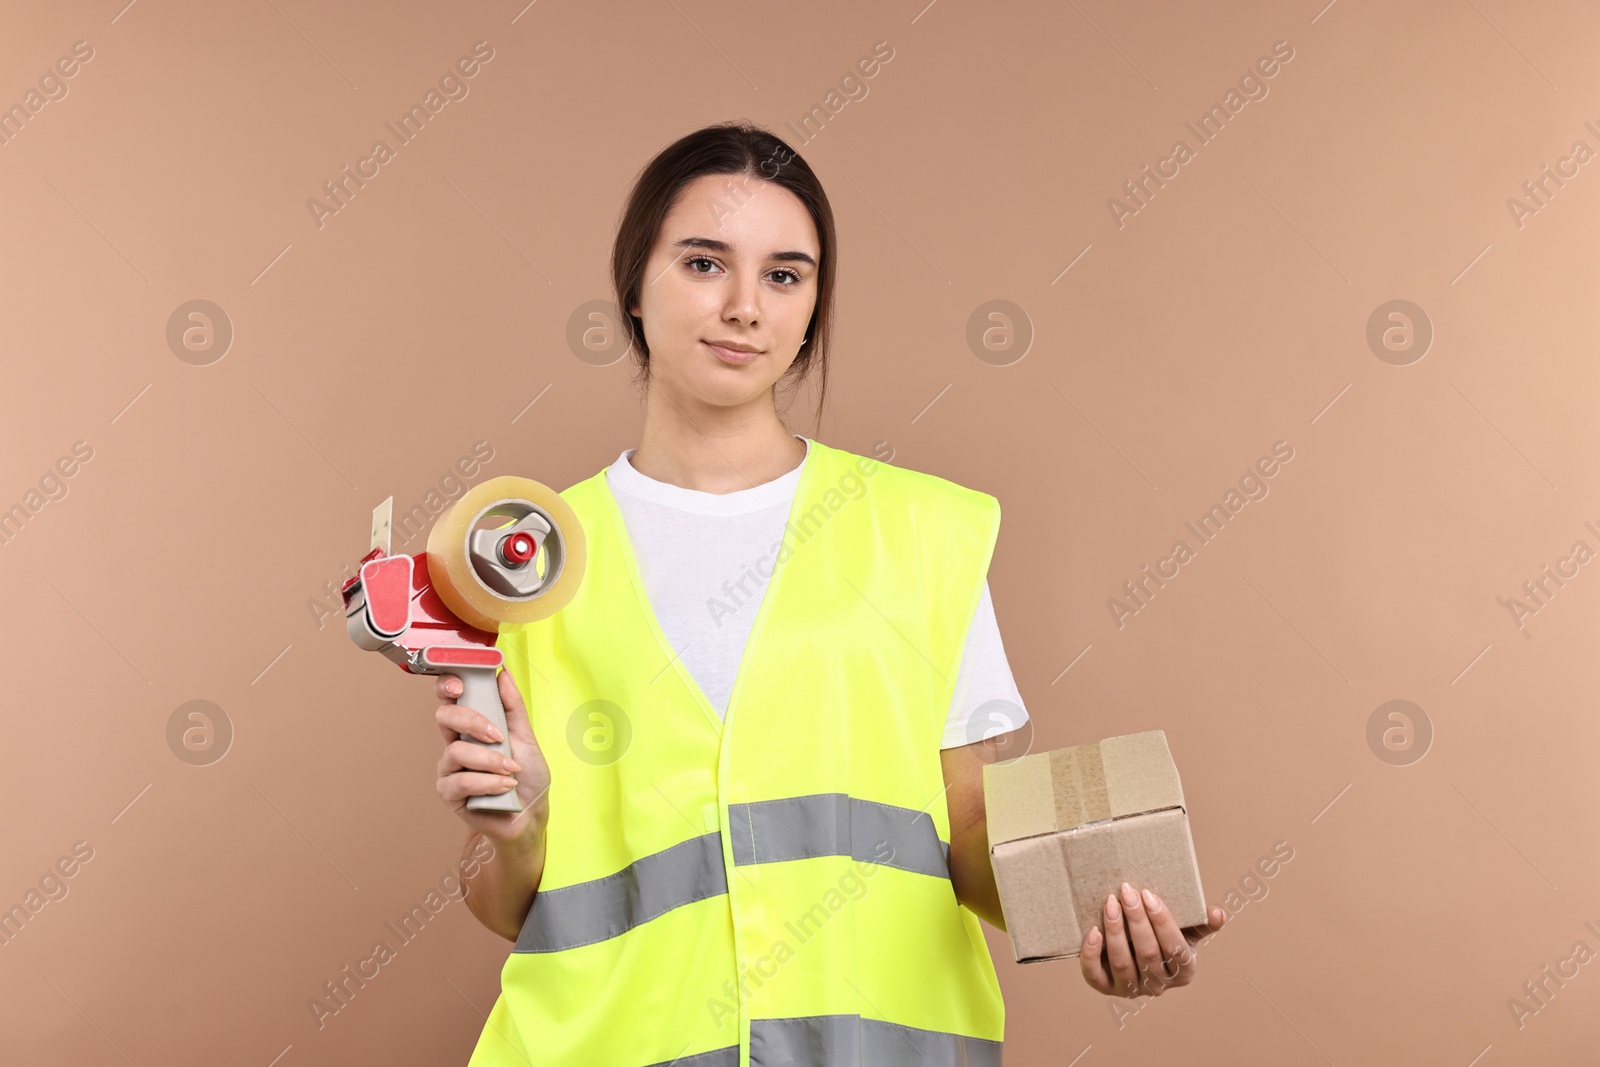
[468,438,1006,1067]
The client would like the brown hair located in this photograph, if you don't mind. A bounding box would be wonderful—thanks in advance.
[611,120,836,435]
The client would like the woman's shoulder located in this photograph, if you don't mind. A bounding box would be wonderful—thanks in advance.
[810,439,999,536]
[814,438,997,508]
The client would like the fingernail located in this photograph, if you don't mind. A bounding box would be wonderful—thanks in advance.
[1087,927,1101,947]
[1121,882,1140,910]
[505,759,521,773]
[501,778,518,790]
[1142,888,1161,913]
[489,726,505,742]
[1106,893,1121,920]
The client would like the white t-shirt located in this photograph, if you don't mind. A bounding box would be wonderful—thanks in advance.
[604,435,1030,750]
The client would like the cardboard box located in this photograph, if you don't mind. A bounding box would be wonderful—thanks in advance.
[982,730,1206,963]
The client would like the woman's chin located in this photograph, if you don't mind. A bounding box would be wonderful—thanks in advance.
[652,375,760,410]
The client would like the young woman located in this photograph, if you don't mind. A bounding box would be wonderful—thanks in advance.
[432,121,1226,1066]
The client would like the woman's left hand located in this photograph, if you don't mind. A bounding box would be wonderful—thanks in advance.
[1079,882,1227,998]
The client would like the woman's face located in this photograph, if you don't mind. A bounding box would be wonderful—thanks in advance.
[630,173,820,414]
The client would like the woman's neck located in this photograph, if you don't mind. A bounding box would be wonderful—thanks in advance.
[630,414,807,495]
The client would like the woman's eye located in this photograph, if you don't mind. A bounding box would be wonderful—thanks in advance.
[683,257,800,285]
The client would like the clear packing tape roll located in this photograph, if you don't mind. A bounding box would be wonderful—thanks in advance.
[425,475,587,632]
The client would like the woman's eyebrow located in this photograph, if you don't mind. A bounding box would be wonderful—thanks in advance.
[673,236,817,269]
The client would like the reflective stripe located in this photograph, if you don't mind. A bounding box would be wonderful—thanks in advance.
[641,1046,738,1067]
[750,1015,1003,1066]
[514,831,726,954]
[634,1016,1003,1067]
[515,794,951,954]
[728,793,951,879]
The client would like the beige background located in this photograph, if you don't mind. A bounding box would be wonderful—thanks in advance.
[2,0,1596,1064]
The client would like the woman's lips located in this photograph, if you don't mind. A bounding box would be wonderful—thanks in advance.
[704,341,760,365]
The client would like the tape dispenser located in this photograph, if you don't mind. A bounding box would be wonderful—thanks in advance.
[341,476,586,813]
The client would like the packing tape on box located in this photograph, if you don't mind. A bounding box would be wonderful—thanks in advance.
[1061,823,1125,947]
[1050,743,1111,828]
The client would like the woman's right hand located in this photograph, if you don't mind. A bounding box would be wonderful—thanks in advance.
[434,667,551,846]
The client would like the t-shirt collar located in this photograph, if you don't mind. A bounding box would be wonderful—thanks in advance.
[607,434,810,515]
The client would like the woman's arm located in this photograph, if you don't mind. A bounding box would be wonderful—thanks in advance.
[940,731,1017,931]
[460,797,550,942]
[433,668,555,943]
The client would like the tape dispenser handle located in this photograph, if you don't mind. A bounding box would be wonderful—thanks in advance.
[457,664,523,814]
